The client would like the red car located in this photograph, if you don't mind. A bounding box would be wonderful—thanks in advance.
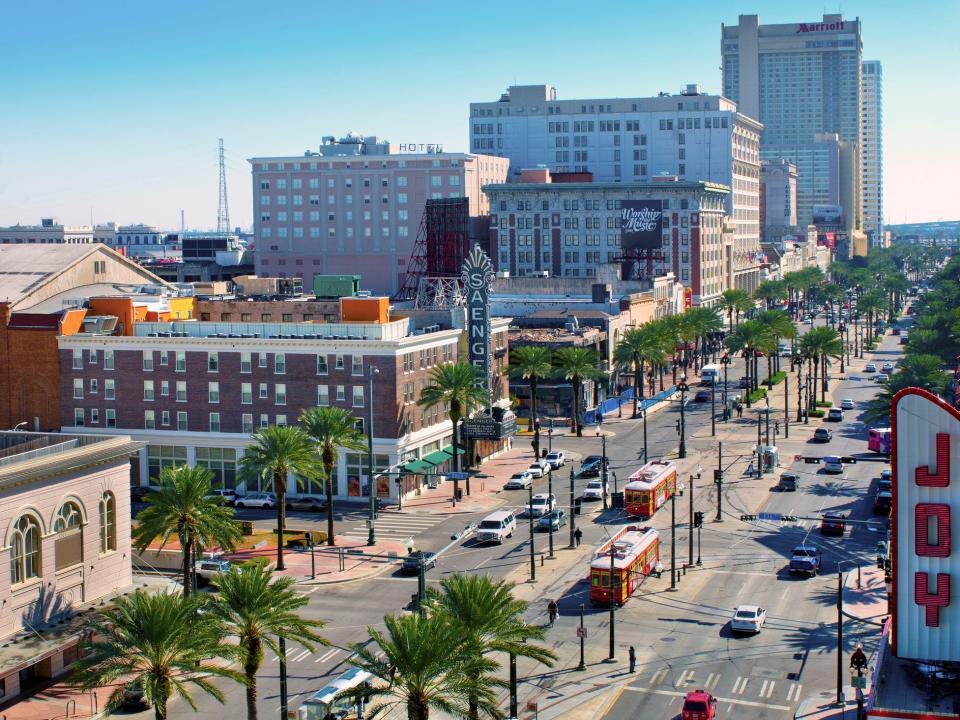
[682,690,718,720]
[820,512,847,536]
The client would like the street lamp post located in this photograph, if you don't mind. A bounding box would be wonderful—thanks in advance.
[677,374,689,459]
[528,486,536,582]
[642,407,648,463]
[783,364,790,439]
[366,365,380,546]
[548,418,554,453]
[795,358,804,423]
[669,492,677,590]
[721,354,731,422]
[547,467,555,559]
[608,545,616,661]
[279,635,289,718]
[577,604,586,671]
[714,441,724,522]
[598,428,609,510]
[838,323,846,373]
[710,377,716,437]
[568,467,576,549]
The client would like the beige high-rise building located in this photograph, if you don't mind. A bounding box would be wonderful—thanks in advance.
[862,61,884,245]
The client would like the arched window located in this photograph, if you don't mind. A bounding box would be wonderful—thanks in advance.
[99,493,116,553]
[54,501,83,571]
[11,515,41,584]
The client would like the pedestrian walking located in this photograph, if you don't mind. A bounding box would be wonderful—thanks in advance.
[547,600,558,627]
[574,527,583,547]
[629,645,636,673]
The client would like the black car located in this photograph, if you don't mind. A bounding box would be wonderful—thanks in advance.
[874,491,892,514]
[813,428,833,442]
[580,455,606,478]
[121,684,148,711]
[694,389,712,402]
[400,551,437,576]
[738,377,751,389]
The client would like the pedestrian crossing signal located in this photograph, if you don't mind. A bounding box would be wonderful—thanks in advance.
[694,512,704,528]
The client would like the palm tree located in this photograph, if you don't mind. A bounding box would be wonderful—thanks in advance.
[755,280,787,311]
[508,345,554,457]
[209,559,328,720]
[756,310,797,379]
[132,465,241,597]
[239,425,320,569]
[683,306,723,369]
[417,362,491,472]
[726,320,773,403]
[552,347,604,436]
[719,288,754,328]
[343,612,502,720]
[426,574,557,720]
[299,406,368,547]
[864,354,951,426]
[71,590,243,720]
[613,326,661,415]
[801,326,844,402]
[857,290,888,345]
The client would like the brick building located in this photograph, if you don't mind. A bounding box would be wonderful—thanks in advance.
[58,307,511,501]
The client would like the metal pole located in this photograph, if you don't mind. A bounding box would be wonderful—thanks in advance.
[837,569,844,706]
[697,524,702,566]
[279,635,288,719]
[688,474,694,566]
[784,372,790,439]
[509,652,518,718]
[722,361,729,422]
[547,468,555,559]
[310,537,316,580]
[642,407,648,461]
[568,467,576,549]
[678,382,687,459]
[577,603,586,671]
[548,419,553,453]
[608,546,616,661]
[366,366,378,546]
[756,412,762,478]
[417,557,427,612]
[765,403,771,448]
[601,433,608,510]
[670,493,677,590]
[715,442,723,522]
[711,380,716,436]
[528,486,536,582]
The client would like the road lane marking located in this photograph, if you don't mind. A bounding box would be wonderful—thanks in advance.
[705,673,720,690]
[787,683,802,702]
[732,676,749,695]
[677,669,695,687]
[709,570,774,577]
[292,649,311,662]
[759,680,775,698]
[624,686,790,712]
[315,648,341,663]
[650,669,669,685]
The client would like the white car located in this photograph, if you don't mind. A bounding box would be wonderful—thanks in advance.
[582,479,607,501]
[864,362,877,373]
[881,362,895,373]
[544,451,566,469]
[840,399,855,410]
[731,605,767,634]
[527,460,550,478]
[876,373,889,383]
[525,493,556,517]
[504,471,533,490]
[234,492,276,509]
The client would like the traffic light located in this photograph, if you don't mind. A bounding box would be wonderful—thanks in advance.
[694,512,704,528]
[781,515,798,523]
[740,514,758,522]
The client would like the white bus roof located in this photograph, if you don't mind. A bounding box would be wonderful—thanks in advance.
[591,527,658,570]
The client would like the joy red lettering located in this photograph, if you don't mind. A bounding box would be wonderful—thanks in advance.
[915,504,952,558]
[914,572,951,627]
[916,433,951,487]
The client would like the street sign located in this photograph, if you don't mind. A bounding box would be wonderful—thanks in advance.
[851,675,867,689]
[576,626,587,638]
[447,472,469,481]
[758,512,781,522]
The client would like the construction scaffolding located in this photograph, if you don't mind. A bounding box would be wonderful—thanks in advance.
[395,198,471,301]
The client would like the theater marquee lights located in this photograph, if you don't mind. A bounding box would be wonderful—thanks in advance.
[892,388,959,661]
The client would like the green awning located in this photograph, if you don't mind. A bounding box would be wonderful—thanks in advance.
[442,444,466,456]
[421,449,453,466]
[403,460,432,474]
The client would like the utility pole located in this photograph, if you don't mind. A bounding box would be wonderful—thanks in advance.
[568,467,576,549]
[608,545,616,661]
[509,653,518,718]
[366,366,380,546]
[688,473,695,566]
[600,430,609,510]
[670,493,677,590]
[547,467,555,559]
[715,442,724,522]
[642,407,648,462]
[528,486,536,582]
[837,569,844,706]
[678,374,689,459]
[710,379,716,436]
[279,635,288,719]
[784,369,790,439]
[577,604,586,671]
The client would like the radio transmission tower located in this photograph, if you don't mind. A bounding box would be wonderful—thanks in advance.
[217,138,230,234]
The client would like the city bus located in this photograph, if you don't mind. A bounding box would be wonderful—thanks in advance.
[700,363,721,385]
[589,525,660,606]
[867,427,892,455]
[297,667,371,720]
[624,460,678,519]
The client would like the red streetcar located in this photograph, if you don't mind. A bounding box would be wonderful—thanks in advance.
[623,460,678,519]
[589,525,660,606]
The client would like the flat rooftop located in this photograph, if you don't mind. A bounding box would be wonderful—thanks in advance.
[0,432,141,487]
[125,317,451,342]
[872,652,960,717]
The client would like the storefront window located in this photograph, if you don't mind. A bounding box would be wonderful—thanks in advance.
[147,445,187,483]
[195,447,237,489]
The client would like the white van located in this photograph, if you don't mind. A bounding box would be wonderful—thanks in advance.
[476,511,517,544]
[701,364,720,385]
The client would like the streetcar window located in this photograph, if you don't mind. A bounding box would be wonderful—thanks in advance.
[592,575,600,586]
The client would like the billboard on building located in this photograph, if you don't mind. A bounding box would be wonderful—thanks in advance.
[461,244,495,392]
[621,200,663,250]
[812,204,843,225]
[892,388,960,661]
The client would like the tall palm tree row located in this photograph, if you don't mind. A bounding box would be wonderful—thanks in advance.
[754,280,788,311]
[417,362,491,472]
[132,465,241,597]
[755,309,796,380]
[552,346,605,436]
[239,425,320,569]
[209,559,328,720]
[800,326,844,402]
[71,590,245,720]
[508,345,554,456]
[726,319,774,401]
[299,406,369,547]
[719,288,754,328]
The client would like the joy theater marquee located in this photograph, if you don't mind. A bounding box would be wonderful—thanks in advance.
[892,388,959,662]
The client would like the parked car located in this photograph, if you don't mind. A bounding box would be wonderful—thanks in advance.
[813,428,833,442]
[544,451,566,469]
[840,398,855,410]
[820,511,847,535]
[121,684,149,711]
[537,509,568,532]
[400,551,436,575]
[778,472,799,491]
[731,605,767,634]
[874,491,893,514]
[694,389,712,402]
[504,471,533,490]
[877,476,892,494]
[827,408,844,422]
[864,362,877,373]
[681,690,718,720]
[234,492,276,509]
[789,545,821,575]
[582,479,607,501]
[881,362,895,373]
[880,468,892,482]
[876,373,890,383]
[209,489,238,506]
[525,493,556,517]
[900,335,909,345]
[580,455,606,478]
[738,376,752,389]
[527,459,550,478]
[286,496,326,512]
[822,456,845,474]
[194,558,231,585]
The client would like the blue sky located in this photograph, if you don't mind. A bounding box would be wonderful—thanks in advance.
[1,0,956,229]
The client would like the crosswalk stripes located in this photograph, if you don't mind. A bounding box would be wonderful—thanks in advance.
[315,648,341,664]
[340,514,447,541]
[731,676,750,695]
[786,683,803,702]
[704,673,720,690]
[758,680,776,699]
[650,669,669,686]
[676,669,696,688]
